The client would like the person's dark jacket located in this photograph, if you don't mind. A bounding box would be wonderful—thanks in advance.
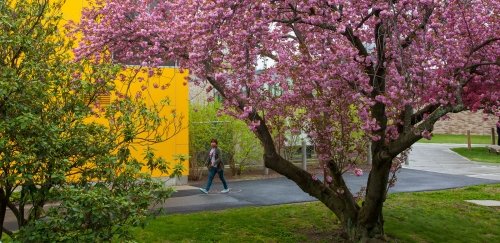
[206,147,224,170]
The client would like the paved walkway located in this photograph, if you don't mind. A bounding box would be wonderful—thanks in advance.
[160,143,499,215]
[406,143,500,180]
[155,168,497,216]
[3,143,499,231]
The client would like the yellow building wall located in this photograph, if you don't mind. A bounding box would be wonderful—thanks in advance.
[60,0,190,178]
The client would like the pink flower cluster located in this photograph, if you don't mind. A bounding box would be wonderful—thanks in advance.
[354,168,363,177]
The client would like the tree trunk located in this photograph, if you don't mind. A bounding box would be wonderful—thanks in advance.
[0,189,8,239]
[356,153,393,242]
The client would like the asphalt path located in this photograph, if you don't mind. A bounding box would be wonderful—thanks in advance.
[163,168,498,214]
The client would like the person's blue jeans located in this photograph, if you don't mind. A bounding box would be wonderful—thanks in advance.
[205,166,228,191]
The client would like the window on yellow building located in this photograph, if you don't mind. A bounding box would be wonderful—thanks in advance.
[97,93,111,106]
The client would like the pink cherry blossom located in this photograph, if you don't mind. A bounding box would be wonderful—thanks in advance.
[421,130,432,140]
[354,168,363,177]
[76,1,499,234]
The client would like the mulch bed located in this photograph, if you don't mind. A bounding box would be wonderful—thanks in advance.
[188,164,373,184]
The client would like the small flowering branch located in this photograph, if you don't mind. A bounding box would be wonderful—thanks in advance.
[386,147,411,196]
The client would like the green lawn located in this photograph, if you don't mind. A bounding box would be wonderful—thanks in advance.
[384,184,500,242]
[2,185,498,242]
[451,147,500,164]
[131,184,500,243]
[418,134,493,144]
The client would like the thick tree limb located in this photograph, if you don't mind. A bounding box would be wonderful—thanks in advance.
[259,50,278,62]
[7,201,23,227]
[205,75,358,218]
[389,104,464,157]
[411,104,440,125]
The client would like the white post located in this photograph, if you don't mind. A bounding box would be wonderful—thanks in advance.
[367,141,372,165]
[467,130,472,150]
[302,139,307,171]
[492,128,496,145]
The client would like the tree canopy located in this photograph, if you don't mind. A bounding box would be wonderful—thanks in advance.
[78,0,499,241]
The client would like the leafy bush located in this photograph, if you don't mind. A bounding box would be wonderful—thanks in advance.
[189,102,263,178]
[0,0,185,240]
[15,184,173,242]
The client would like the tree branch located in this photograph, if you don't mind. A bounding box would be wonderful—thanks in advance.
[205,74,358,217]
[463,61,500,72]
[411,104,440,125]
[11,0,49,68]
[356,9,381,29]
[400,6,434,49]
[273,16,375,78]
[259,50,278,62]
[469,37,500,55]
[7,201,23,227]
[389,104,464,157]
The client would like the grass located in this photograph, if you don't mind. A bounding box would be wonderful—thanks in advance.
[384,184,500,242]
[132,203,342,242]
[451,147,500,164]
[2,185,498,242]
[418,134,493,144]
[131,184,500,243]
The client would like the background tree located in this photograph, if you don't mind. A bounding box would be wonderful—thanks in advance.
[78,0,499,241]
[0,0,184,240]
[189,102,262,179]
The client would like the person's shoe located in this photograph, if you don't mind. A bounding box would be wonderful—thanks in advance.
[199,188,208,194]
[221,188,230,193]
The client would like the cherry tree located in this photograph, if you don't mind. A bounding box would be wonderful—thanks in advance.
[77,0,499,241]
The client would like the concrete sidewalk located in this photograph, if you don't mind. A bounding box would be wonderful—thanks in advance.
[406,143,500,180]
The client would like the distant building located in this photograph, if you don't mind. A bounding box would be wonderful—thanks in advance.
[433,111,497,135]
[62,1,190,185]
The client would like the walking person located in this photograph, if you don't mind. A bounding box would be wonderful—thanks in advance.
[199,138,230,194]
